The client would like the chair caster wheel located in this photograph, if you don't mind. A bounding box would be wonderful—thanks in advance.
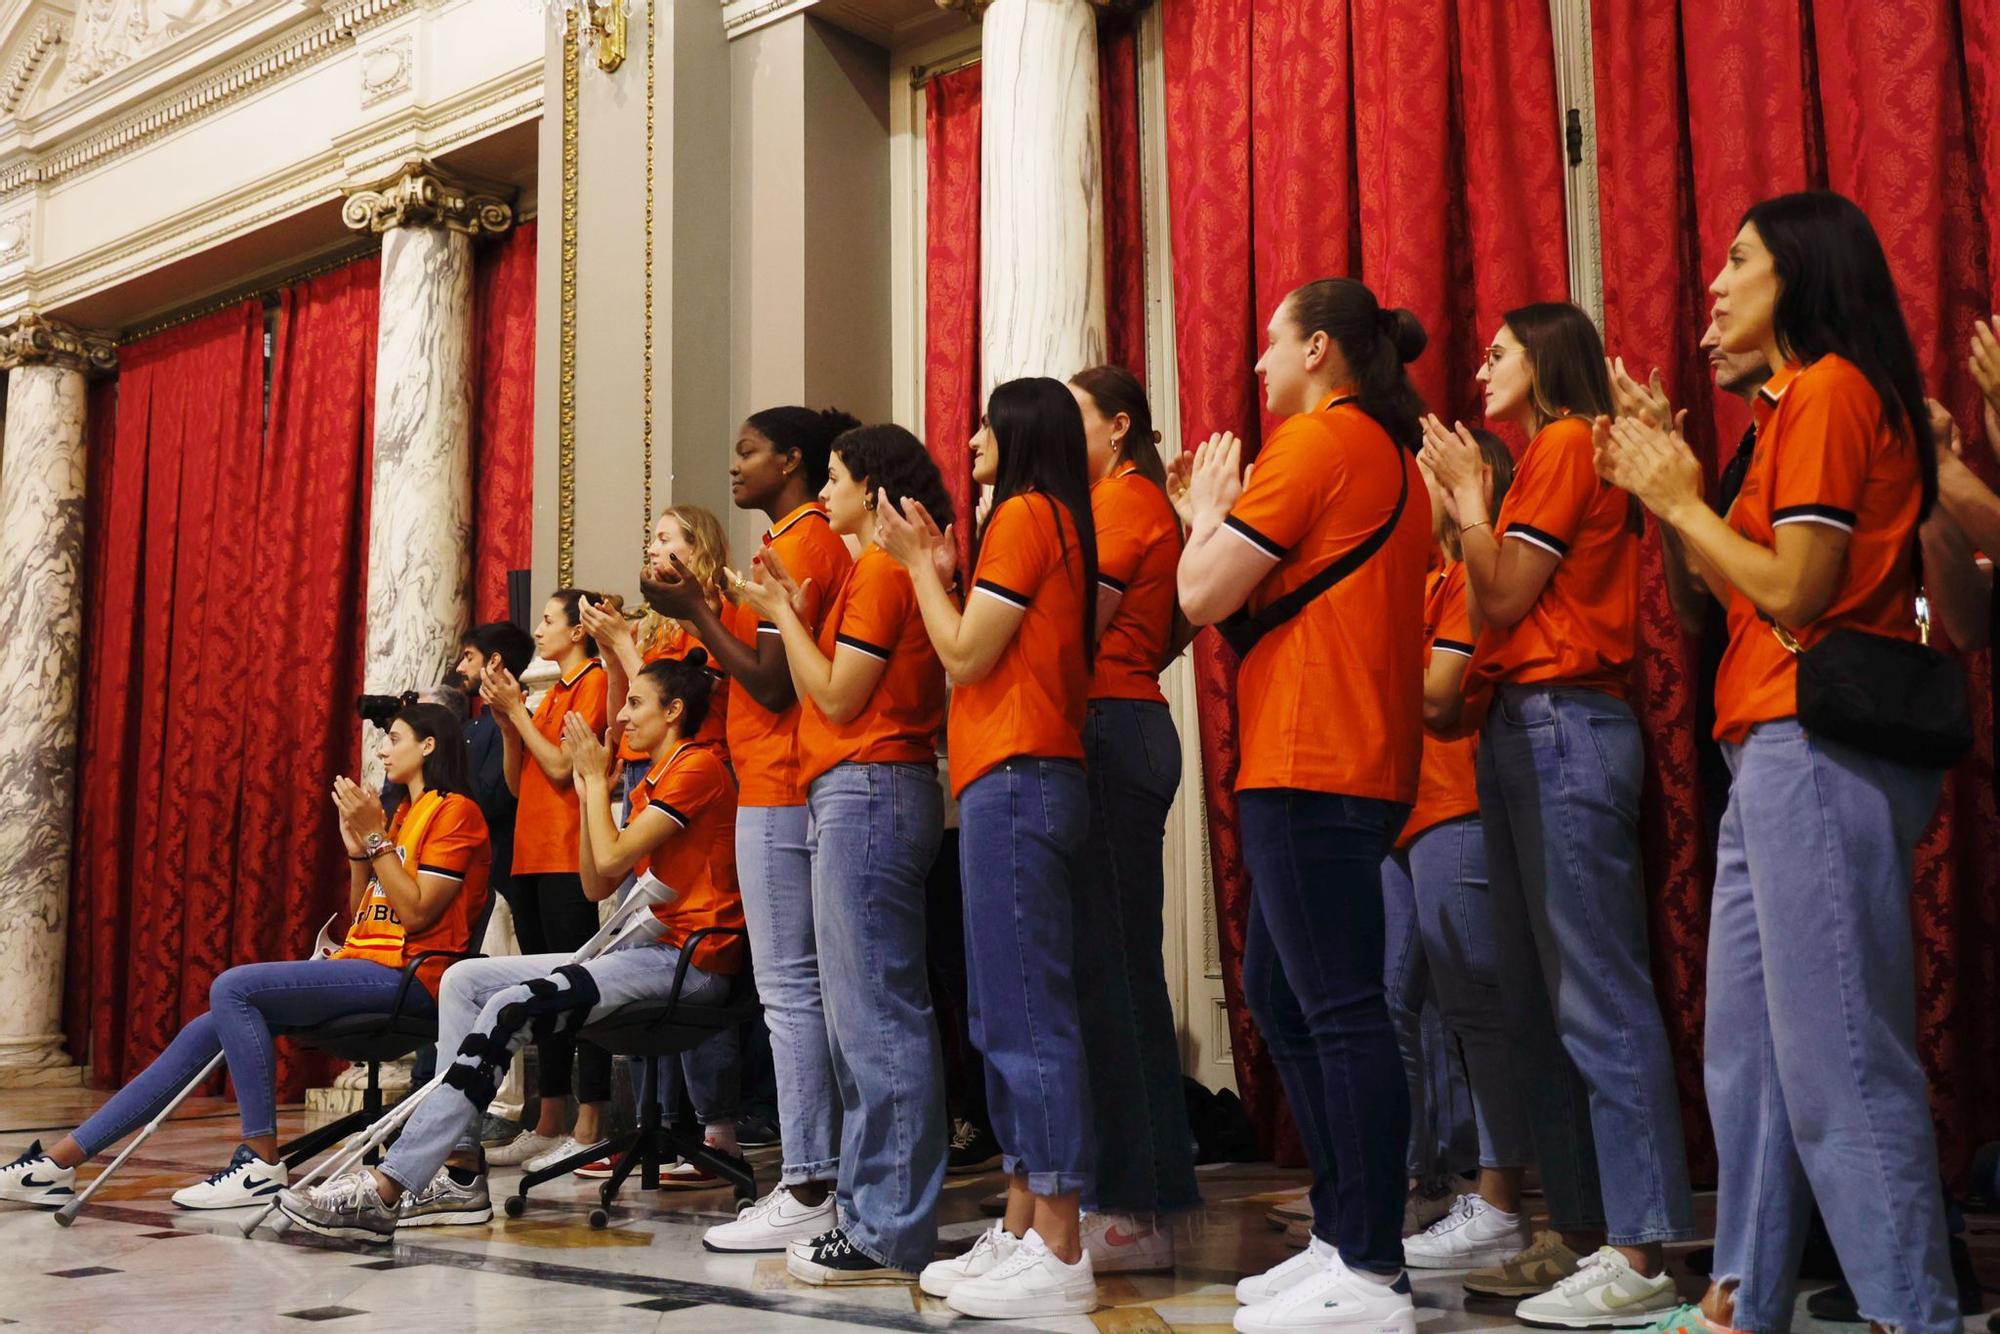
[589,1208,610,1229]
[733,1183,757,1206]
[502,1195,526,1218]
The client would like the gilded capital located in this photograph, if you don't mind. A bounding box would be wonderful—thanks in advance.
[937,0,1152,14]
[342,159,517,236]
[0,313,116,375]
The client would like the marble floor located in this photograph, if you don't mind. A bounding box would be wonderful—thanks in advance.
[1,1086,1993,1333]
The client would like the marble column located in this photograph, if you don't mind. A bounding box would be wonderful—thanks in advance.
[973,0,1110,388]
[343,161,514,784]
[0,314,114,1087]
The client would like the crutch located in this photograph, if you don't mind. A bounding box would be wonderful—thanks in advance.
[242,875,678,1238]
[53,916,345,1227]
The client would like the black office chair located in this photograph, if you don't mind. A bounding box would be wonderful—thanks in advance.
[504,926,760,1229]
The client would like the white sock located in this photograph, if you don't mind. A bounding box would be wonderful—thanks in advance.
[1348,1266,1404,1287]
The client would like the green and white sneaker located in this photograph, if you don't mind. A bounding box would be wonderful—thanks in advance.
[1464,1229,1584,1297]
[1515,1246,1679,1328]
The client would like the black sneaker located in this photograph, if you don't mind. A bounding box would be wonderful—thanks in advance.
[735,1114,781,1149]
[947,1119,1001,1176]
[785,1225,914,1285]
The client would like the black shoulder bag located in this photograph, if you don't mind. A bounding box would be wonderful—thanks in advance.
[1216,440,1409,659]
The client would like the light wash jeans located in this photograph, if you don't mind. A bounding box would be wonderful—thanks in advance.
[75,959,427,1156]
[737,802,840,1185]
[1382,839,1479,1181]
[808,761,947,1272]
[380,940,727,1194]
[1479,684,1692,1244]
[1708,720,1953,1333]
[958,759,1093,1197]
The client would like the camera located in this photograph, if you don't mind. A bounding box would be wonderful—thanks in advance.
[356,690,421,728]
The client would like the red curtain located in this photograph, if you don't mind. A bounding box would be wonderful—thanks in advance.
[1100,16,1147,378]
[1593,0,2000,1186]
[472,222,537,625]
[65,259,379,1099]
[924,62,984,573]
[1162,0,1570,1159]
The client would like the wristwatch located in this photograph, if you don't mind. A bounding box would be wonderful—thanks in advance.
[362,831,393,861]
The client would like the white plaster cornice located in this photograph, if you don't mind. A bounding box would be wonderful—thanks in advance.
[0,14,62,115]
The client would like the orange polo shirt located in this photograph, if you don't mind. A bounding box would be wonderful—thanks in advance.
[334,791,491,995]
[1222,393,1429,800]
[1399,560,1479,847]
[798,546,946,785]
[616,620,729,764]
[948,492,1090,797]
[1714,355,1923,743]
[512,657,608,876]
[1465,416,1640,700]
[1091,464,1182,704]
[627,741,745,974]
[726,504,854,807]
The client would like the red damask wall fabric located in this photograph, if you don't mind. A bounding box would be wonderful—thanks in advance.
[924,62,984,574]
[1100,16,1147,379]
[1162,0,1569,1160]
[65,260,379,1100]
[472,221,537,626]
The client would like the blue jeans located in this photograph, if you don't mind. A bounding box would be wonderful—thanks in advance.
[1077,700,1200,1217]
[1382,845,1477,1182]
[382,940,728,1193]
[808,762,948,1271]
[1400,816,1534,1171]
[1479,684,1692,1244]
[958,759,1093,1197]
[1709,720,1953,1333]
[738,802,840,1185]
[74,959,431,1157]
[1239,789,1410,1275]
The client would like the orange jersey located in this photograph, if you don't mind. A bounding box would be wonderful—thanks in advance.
[335,791,492,995]
[798,546,947,784]
[948,492,1091,797]
[1714,356,1923,743]
[628,741,745,973]
[1222,394,1429,800]
[512,657,608,876]
[1466,416,1640,699]
[1090,465,1182,703]
[616,620,729,763]
[727,504,854,806]
[1399,560,1479,847]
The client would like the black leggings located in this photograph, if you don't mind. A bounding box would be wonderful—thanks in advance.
[503,872,613,1105]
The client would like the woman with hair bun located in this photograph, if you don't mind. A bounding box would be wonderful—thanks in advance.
[1174,277,1433,1334]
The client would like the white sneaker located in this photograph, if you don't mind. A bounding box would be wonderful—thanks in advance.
[521,1135,592,1174]
[1234,1251,1417,1333]
[1513,1246,1679,1328]
[482,1131,563,1166]
[701,1184,836,1253]
[1238,1235,1339,1306]
[0,1140,74,1206]
[171,1144,287,1209]
[1081,1211,1176,1274]
[919,1222,1019,1298]
[1402,1193,1529,1268]
[944,1227,1097,1320]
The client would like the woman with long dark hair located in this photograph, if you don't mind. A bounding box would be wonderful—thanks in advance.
[1421,301,1692,1323]
[876,377,1100,1320]
[1,704,489,1213]
[1598,190,1955,1334]
[1065,364,1199,1273]
[1173,277,1432,1334]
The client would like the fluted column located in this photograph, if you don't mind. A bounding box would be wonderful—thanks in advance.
[0,314,114,1086]
[344,161,514,778]
[971,0,1113,387]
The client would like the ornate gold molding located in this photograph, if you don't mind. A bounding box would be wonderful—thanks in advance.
[935,0,1152,15]
[642,0,655,543]
[557,6,580,587]
[0,313,117,375]
[341,159,516,235]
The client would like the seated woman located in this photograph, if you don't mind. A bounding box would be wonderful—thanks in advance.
[0,703,490,1211]
[276,654,745,1240]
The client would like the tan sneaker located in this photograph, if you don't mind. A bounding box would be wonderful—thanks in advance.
[1463,1229,1584,1297]
[1264,1189,1311,1232]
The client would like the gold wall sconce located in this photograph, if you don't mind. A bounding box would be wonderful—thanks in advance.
[545,0,628,73]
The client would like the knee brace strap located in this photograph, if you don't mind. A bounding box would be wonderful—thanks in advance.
[488,965,604,1047]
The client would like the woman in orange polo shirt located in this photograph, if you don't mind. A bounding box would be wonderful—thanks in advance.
[474,588,612,1171]
[1175,277,1431,1334]
[875,377,1099,1321]
[1419,302,1690,1324]
[646,407,858,1255]
[1064,365,1197,1272]
[738,423,952,1285]
[1597,192,1955,1334]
